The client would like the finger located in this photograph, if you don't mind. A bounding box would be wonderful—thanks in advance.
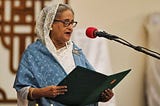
[50,86,68,97]
[57,91,66,95]
[56,86,67,90]
[56,86,68,92]
[101,92,106,97]
[104,89,113,96]
[99,90,113,102]
[54,90,67,97]
[52,91,63,97]
[57,89,68,94]
[99,92,107,100]
[99,94,109,102]
[54,87,67,95]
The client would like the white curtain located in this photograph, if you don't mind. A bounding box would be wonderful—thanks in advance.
[72,28,116,106]
[145,13,160,106]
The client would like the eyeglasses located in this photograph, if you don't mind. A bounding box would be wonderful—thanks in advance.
[54,19,78,27]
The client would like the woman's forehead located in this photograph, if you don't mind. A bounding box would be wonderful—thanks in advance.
[56,10,74,19]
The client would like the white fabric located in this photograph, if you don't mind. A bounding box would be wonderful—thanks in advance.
[35,0,63,44]
[55,43,75,74]
[17,86,30,106]
[45,35,75,74]
[144,12,160,106]
[72,28,116,106]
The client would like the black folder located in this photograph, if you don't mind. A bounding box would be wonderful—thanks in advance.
[53,66,131,106]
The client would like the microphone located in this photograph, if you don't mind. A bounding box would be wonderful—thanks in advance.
[86,27,160,60]
[86,27,119,40]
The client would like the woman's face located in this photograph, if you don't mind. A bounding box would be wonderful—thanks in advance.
[50,10,74,46]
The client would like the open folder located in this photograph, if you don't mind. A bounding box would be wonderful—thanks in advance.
[53,66,131,106]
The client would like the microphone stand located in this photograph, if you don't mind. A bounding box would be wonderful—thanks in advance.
[96,31,160,60]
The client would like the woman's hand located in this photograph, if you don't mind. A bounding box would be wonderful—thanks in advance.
[42,85,68,98]
[29,85,67,99]
[99,89,114,102]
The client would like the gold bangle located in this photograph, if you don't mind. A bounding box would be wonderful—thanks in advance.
[29,88,35,100]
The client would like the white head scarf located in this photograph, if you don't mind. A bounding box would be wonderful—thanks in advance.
[35,0,75,74]
[35,0,63,44]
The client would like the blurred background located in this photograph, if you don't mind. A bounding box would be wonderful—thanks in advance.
[0,0,160,106]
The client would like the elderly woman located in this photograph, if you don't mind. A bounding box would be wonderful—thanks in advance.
[13,1,114,106]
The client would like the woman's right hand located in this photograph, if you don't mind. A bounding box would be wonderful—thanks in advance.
[29,85,67,99]
[42,85,68,98]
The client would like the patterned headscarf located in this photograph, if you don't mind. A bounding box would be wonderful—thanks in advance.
[35,0,63,44]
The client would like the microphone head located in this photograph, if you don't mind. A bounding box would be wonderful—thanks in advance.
[86,27,98,38]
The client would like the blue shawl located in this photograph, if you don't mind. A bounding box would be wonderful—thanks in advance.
[13,39,98,106]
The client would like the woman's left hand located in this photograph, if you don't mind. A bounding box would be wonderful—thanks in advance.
[99,89,114,102]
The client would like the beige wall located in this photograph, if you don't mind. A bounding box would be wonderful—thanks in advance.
[1,0,160,106]
[70,0,160,106]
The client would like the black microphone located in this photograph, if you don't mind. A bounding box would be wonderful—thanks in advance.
[86,27,119,40]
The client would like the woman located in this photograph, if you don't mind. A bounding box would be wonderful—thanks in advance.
[13,1,114,106]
